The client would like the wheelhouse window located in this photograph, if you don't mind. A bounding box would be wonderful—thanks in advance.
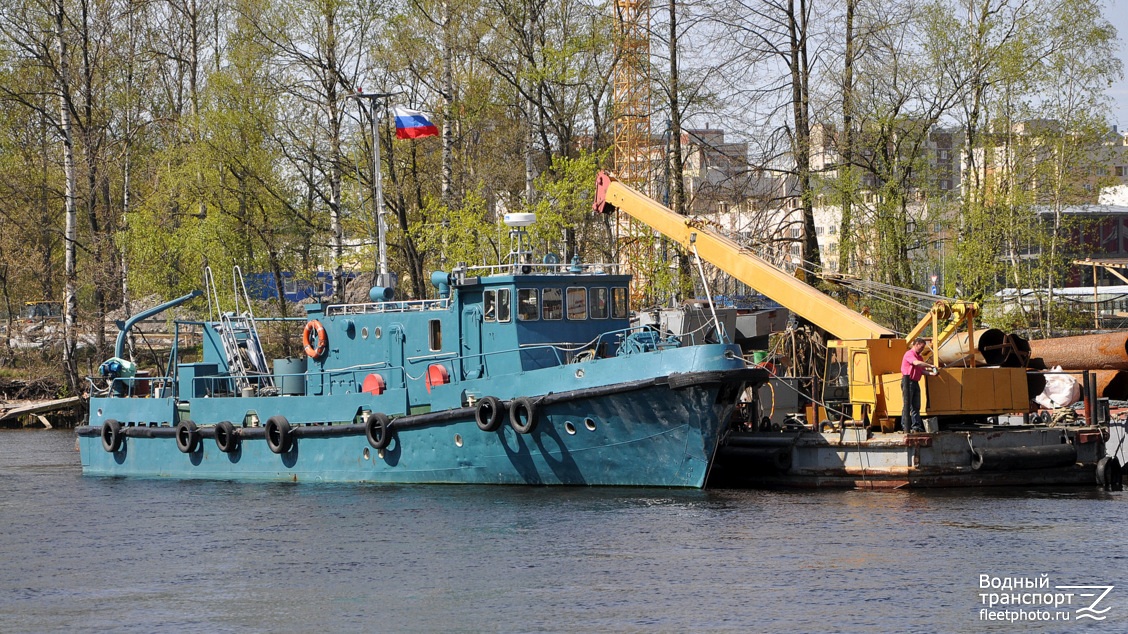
[484,290,497,322]
[497,288,511,322]
[429,319,442,351]
[482,288,509,322]
[611,287,629,319]
[590,288,608,319]
[485,289,511,323]
[542,288,563,320]
[567,287,587,320]
[518,288,539,321]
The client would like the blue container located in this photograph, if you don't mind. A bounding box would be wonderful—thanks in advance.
[273,357,307,395]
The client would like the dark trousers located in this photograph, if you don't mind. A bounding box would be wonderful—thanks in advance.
[901,376,922,432]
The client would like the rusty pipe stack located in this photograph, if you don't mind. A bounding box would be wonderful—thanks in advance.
[1029,332,1128,399]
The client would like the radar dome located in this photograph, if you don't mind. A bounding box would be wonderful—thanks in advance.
[503,212,536,227]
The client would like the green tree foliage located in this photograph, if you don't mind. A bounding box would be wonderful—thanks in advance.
[933,0,1122,335]
[0,0,1123,381]
[411,187,498,279]
[529,150,613,261]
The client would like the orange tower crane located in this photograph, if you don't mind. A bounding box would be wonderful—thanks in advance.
[612,0,651,188]
[612,0,667,306]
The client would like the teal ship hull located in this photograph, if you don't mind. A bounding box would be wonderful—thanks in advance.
[79,357,754,487]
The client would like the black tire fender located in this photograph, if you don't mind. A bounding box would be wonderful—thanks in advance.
[175,419,201,453]
[1096,456,1123,490]
[101,419,123,453]
[509,397,537,434]
[475,396,505,432]
[215,421,239,453]
[365,413,392,450]
[265,415,293,454]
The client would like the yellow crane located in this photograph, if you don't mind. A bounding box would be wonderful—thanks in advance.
[594,172,1030,430]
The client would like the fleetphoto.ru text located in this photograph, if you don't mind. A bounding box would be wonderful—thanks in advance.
[979,574,1114,623]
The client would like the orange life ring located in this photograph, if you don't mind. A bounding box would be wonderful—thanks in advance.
[303,319,327,358]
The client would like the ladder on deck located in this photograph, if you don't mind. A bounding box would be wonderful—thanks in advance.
[205,266,273,391]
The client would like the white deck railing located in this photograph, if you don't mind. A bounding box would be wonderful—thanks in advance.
[327,298,451,316]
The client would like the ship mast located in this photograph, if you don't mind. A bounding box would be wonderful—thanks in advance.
[349,91,396,289]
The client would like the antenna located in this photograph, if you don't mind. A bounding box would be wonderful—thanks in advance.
[504,212,536,266]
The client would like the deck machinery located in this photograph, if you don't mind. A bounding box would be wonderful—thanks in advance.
[593,172,1031,430]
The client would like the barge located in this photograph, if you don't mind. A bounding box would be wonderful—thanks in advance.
[711,424,1116,489]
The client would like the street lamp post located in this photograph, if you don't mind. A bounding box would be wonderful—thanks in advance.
[348,91,396,289]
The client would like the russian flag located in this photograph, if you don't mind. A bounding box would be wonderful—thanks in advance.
[392,107,439,140]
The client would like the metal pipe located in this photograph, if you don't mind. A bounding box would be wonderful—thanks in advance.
[115,290,202,359]
[1004,333,1031,367]
[1028,332,1128,370]
[936,328,1007,366]
[1083,370,1093,424]
[1088,371,1095,418]
[1093,370,1128,400]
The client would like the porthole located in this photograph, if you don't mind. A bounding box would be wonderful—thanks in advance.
[361,327,369,339]
[565,422,576,435]
[584,418,596,431]
[454,434,464,447]
[374,327,382,339]
[363,448,370,460]
[575,368,584,379]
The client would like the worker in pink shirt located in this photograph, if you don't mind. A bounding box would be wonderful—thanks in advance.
[901,337,936,433]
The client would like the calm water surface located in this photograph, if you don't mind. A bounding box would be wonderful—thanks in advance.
[0,429,1124,633]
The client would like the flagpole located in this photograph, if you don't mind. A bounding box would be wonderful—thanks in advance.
[349,90,395,289]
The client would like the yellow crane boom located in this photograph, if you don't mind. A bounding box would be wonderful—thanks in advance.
[593,171,1029,429]
[593,172,894,340]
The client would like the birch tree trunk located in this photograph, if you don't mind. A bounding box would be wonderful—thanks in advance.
[56,0,80,393]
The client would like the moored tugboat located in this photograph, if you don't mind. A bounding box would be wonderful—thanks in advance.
[76,216,766,487]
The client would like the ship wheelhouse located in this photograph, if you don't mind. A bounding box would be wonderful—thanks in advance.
[453,263,632,372]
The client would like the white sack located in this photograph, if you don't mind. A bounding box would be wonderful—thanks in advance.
[1034,366,1081,409]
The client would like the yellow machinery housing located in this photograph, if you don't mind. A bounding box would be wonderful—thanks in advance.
[834,341,1029,432]
[593,172,1031,429]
